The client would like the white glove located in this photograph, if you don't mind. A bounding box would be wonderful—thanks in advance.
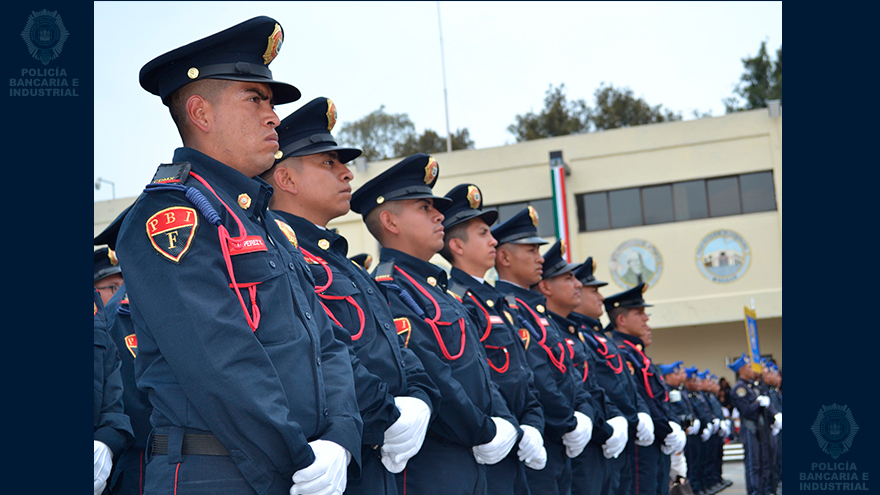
[710,418,721,434]
[687,418,701,436]
[602,416,629,459]
[771,422,781,436]
[661,422,686,455]
[94,440,113,495]
[517,424,546,469]
[380,396,432,473]
[774,413,782,430]
[669,451,688,479]
[635,412,655,446]
[473,417,519,465]
[757,395,770,407]
[562,411,593,458]
[290,440,350,495]
[700,427,711,442]
[718,419,731,438]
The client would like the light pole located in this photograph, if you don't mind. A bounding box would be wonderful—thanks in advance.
[95,177,116,200]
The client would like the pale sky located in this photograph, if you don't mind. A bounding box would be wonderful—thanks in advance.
[93,1,782,201]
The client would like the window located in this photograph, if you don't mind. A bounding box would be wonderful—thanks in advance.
[576,171,777,232]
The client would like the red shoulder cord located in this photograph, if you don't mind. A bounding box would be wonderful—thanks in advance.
[515,297,566,374]
[300,247,365,341]
[594,336,624,374]
[467,293,509,373]
[394,266,466,360]
[621,340,655,399]
[565,338,588,383]
[188,172,260,332]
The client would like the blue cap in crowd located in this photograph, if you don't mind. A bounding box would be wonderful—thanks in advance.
[574,257,608,287]
[603,283,653,313]
[541,240,581,279]
[438,184,498,230]
[490,206,547,246]
[275,97,361,163]
[658,360,684,376]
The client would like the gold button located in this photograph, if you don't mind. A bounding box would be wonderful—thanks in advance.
[274,150,283,160]
[237,193,252,210]
[536,304,545,313]
[187,67,199,79]
[376,196,385,204]
[318,239,330,250]
[427,277,437,286]
[486,300,495,307]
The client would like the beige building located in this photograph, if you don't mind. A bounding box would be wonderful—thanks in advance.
[95,107,781,383]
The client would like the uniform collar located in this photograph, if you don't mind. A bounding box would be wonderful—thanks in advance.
[379,247,448,289]
[272,210,348,256]
[173,147,272,220]
[570,311,604,332]
[612,329,646,349]
[495,279,546,308]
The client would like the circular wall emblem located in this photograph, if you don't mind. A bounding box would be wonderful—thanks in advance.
[609,239,663,290]
[695,229,751,283]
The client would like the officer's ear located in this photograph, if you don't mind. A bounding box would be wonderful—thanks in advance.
[536,278,552,298]
[271,162,299,195]
[186,94,213,134]
[495,245,511,268]
[378,206,400,236]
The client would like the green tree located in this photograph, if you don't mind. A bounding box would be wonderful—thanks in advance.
[589,83,682,131]
[507,83,590,142]
[723,41,782,113]
[336,105,415,162]
[393,128,475,157]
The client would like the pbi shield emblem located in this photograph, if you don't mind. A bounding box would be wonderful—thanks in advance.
[274,219,298,248]
[519,328,530,349]
[124,334,138,358]
[263,23,283,65]
[146,207,198,263]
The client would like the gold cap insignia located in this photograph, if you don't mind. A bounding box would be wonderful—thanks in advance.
[107,249,118,266]
[560,241,567,257]
[326,99,337,131]
[263,23,283,65]
[528,206,539,227]
[318,239,330,250]
[423,156,439,184]
[592,259,597,270]
[641,284,649,293]
[467,185,481,209]
[237,193,252,210]
[187,67,199,80]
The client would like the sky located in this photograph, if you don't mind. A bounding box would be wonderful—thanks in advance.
[93,1,782,201]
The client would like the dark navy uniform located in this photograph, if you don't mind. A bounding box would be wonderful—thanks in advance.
[606,284,681,495]
[269,97,441,495]
[94,289,135,472]
[350,155,517,495]
[729,357,777,495]
[449,268,544,495]
[276,211,441,495]
[684,367,713,495]
[104,286,153,495]
[439,183,544,495]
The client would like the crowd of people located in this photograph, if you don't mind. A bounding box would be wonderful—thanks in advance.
[93,15,782,495]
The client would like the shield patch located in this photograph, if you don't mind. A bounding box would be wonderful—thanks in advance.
[146,207,198,263]
[125,334,138,358]
[519,328,530,349]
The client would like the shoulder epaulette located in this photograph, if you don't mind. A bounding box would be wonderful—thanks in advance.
[374,260,395,282]
[504,294,518,309]
[447,280,469,302]
[151,162,192,185]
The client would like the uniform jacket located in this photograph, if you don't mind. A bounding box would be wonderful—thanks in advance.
[493,280,595,441]
[274,212,440,447]
[94,289,134,457]
[115,148,362,494]
[448,267,544,432]
[374,248,516,447]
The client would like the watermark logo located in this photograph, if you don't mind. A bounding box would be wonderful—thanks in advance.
[20,10,68,65]
[811,404,859,459]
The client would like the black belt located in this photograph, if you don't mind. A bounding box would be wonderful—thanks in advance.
[151,433,230,456]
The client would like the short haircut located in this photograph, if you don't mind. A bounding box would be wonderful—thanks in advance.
[363,200,403,244]
[167,78,235,141]
[439,219,472,263]
[606,306,635,329]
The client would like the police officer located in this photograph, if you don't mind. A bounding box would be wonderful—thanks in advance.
[92,248,154,495]
[763,362,782,493]
[658,362,692,487]
[569,258,649,495]
[262,97,441,495]
[351,155,520,495]
[439,183,547,495]
[535,242,629,495]
[94,288,134,495]
[702,372,732,494]
[605,284,686,495]
[108,17,362,495]
[683,367,713,495]
[94,247,123,307]
[491,208,594,495]
[728,355,780,495]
